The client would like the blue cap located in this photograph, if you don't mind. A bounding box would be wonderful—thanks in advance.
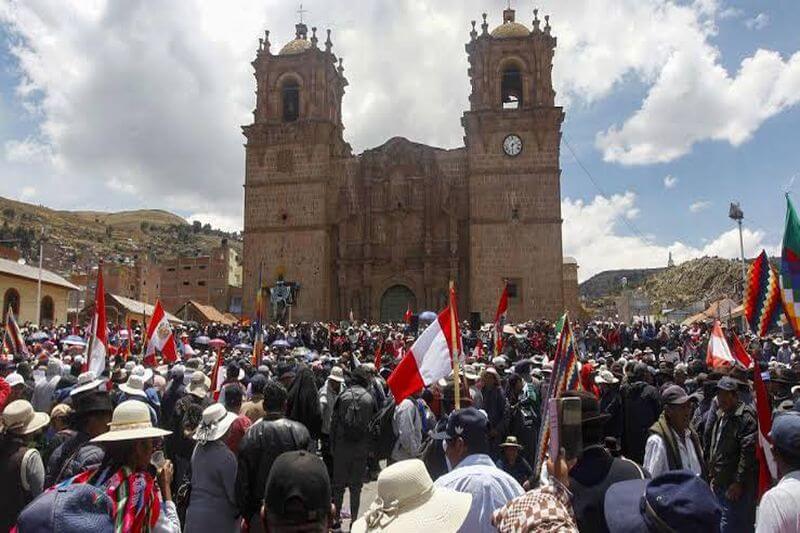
[770,411,800,456]
[16,483,114,532]
[604,470,721,533]
[431,407,488,449]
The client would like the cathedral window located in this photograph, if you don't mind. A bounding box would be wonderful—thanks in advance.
[282,79,300,122]
[501,66,523,109]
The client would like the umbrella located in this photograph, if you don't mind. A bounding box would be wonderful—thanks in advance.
[271,339,290,349]
[194,335,210,345]
[62,335,86,346]
[419,311,437,322]
[235,343,253,352]
[29,331,49,342]
[209,338,227,349]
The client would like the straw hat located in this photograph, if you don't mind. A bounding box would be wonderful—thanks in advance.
[327,366,345,383]
[595,370,619,385]
[193,403,237,443]
[2,400,50,435]
[187,371,210,399]
[91,400,171,442]
[70,371,105,396]
[352,459,471,533]
[499,435,523,449]
[119,374,148,398]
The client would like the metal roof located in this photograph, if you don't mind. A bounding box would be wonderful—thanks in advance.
[0,257,79,291]
[107,294,182,323]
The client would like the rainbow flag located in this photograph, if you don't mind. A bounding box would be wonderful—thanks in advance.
[532,313,581,477]
[780,196,800,337]
[745,250,783,337]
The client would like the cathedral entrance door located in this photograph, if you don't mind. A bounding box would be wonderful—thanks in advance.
[380,285,416,323]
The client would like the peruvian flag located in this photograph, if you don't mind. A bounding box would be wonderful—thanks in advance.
[705,320,735,369]
[404,303,412,324]
[731,333,754,370]
[210,348,224,401]
[472,340,484,360]
[388,292,461,404]
[753,357,778,499]
[86,266,108,375]
[144,299,178,366]
[493,282,509,355]
[374,338,383,369]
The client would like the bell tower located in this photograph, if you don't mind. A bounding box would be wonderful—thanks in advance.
[462,7,565,319]
[242,20,351,319]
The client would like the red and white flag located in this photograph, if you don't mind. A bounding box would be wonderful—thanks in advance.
[493,282,509,355]
[753,357,777,499]
[403,303,412,324]
[3,308,29,358]
[388,299,461,404]
[472,340,484,360]
[705,320,735,369]
[144,299,178,365]
[731,333,754,370]
[85,267,108,375]
[210,348,224,401]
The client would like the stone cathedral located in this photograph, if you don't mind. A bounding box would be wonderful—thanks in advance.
[242,6,580,322]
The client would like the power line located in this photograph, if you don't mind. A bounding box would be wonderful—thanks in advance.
[561,135,652,244]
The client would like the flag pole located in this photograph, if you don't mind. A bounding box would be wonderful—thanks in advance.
[449,280,461,410]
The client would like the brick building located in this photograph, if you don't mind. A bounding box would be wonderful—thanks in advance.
[159,240,242,314]
[242,7,578,322]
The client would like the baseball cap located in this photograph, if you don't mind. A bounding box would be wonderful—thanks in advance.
[265,450,331,526]
[661,385,690,405]
[605,470,721,533]
[770,412,800,457]
[431,407,489,449]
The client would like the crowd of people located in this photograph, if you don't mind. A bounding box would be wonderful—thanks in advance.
[1,315,800,532]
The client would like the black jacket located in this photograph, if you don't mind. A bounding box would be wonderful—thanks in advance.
[705,402,757,492]
[235,413,311,521]
[621,380,661,463]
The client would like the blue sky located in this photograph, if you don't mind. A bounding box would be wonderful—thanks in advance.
[0,0,798,280]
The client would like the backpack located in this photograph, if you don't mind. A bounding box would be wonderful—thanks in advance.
[15,483,114,533]
[369,398,397,460]
[340,389,369,441]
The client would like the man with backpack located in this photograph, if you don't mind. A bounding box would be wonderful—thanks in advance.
[330,367,376,528]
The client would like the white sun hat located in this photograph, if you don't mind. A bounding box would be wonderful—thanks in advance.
[595,370,620,385]
[70,371,105,396]
[2,400,50,436]
[193,403,238,444]
[91,400,171,442]
[352,459,471,533]
[119,374,148,398]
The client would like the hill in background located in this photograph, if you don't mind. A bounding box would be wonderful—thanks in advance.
[581,256,751,315]
[0,196,242,275]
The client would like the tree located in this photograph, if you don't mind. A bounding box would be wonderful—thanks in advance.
[192,220,202,233]
[140,221,149,233]
[202,223,212,234]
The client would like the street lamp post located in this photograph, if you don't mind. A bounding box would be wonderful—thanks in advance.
[729,202,748,332]
[35,226,45,326]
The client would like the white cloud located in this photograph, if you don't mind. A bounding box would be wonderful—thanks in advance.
[689,200,711,213]
[664,175,678,189]
[105,177,136,195]
[187,212,242,233]
[745,13,769,30]
[563,192,774,281]
[18,186,36,201]
[4,138,52,163]
[597,44,800,164]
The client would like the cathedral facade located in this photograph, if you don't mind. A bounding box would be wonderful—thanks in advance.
[242,7,577,322]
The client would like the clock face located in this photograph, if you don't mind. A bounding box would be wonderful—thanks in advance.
[503,134,522,157]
